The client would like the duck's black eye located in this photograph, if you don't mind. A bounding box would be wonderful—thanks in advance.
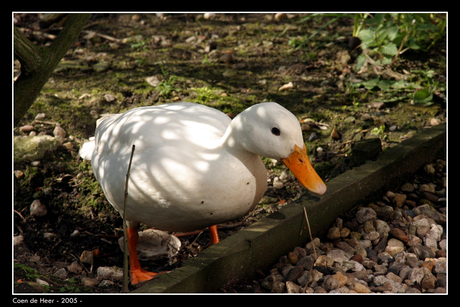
[271,127,281,136]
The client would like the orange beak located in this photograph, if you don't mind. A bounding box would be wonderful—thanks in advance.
[281,144,326,195]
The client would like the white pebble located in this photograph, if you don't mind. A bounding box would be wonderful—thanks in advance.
[34,113,46,120]
[273,177,284,189]
[279,82,294,91]
[30,199,47,217]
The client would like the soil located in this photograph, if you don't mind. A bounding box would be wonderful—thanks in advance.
[13,13,446,293]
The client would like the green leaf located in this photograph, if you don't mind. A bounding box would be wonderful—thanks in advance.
[385,26,400,41]
[362,77,380,90]
[377,79,393,91]
[413,88,433,103]
[406,38,421,50]
[358,29,376,43]
[380,42,398,55]
[355,54,366,72]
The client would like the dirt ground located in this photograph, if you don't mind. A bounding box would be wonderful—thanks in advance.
[13,13,446,293]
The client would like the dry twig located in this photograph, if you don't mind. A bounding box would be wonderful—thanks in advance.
[122,144,135,293]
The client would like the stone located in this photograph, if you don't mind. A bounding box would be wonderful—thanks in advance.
[96,266,123,282]
[293,246,307,258]
[409,267,429,284]
[285,281,300,293]
[437,273,446,288]
[14,135,63,163]
[386,272,402,284]
[330,286,350,293]
[421,273,437,290]
[278,81,294,91]
[119,229,181,260]
[401,183,415,192]
[68,261,83,274]
[363,220,375,233]
[386,191,396,199]
[376,205,394,219]
[314,286,327,293]
[351,252,364,263]
[14,235,24,246]
[285,266,304,282]
[387,262,405,275]
[314,255,334,267]
[356,207,377,224]
[375,220,391,237]
[340,227,350,238]
[423,224,443,250]
[417,225,430,238]
[430,118,440,126]
[434,287,446,293]
[420,261,435,272]
[297,255,315,269]
[98,280,115,288]
[390,228,409,243]
[336,241,355,258]
[419,184,436,194]
[322,275,340,291]
[343,260,365,272]
[296,270,310,287]
[327,249,349,265]
[54,268,68,279]
[353,282,371,293]
[433,259,446,274]
[310,269,324,283]
[374,264,388,275]
[373,275,389,287]
[363,230,380,241]
[30,199,47,217]
[439,239,446,251]
[385,238,405,256]
[332,272,348,288]
[394,193,407,207]
[53,125,67,139]
[81,277,99,287]
[287,252,298,265]
[399,266,412,281]
[327,227,341,240]
[413,205,444,223]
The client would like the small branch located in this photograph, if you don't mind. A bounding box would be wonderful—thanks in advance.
[122,144,135,293]
[302,207,317,260]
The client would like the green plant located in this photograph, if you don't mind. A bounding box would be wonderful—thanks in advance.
[156,66,180,98]
[201,55,214,66]
[192,87,220,103]
[60,277,81,293]
[355,13,445,71]
[371,125,386,139]
[15,263,40,280]
[411,69,443,105]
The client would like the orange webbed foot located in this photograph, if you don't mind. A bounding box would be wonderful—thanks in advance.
[130,268,158,285]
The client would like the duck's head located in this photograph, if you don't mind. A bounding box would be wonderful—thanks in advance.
[229,102,326,195]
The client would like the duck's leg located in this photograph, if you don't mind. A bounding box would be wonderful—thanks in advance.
[209,225,220,246]
[127,226,158,284]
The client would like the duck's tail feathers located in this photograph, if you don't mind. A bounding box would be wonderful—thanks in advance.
[79,137,95,161]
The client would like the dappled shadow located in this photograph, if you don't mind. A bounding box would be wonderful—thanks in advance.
[91,103,267,233]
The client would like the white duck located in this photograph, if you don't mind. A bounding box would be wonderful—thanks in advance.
[80,102,326,284]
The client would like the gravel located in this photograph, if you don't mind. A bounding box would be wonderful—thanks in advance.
[224,158,447,293]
